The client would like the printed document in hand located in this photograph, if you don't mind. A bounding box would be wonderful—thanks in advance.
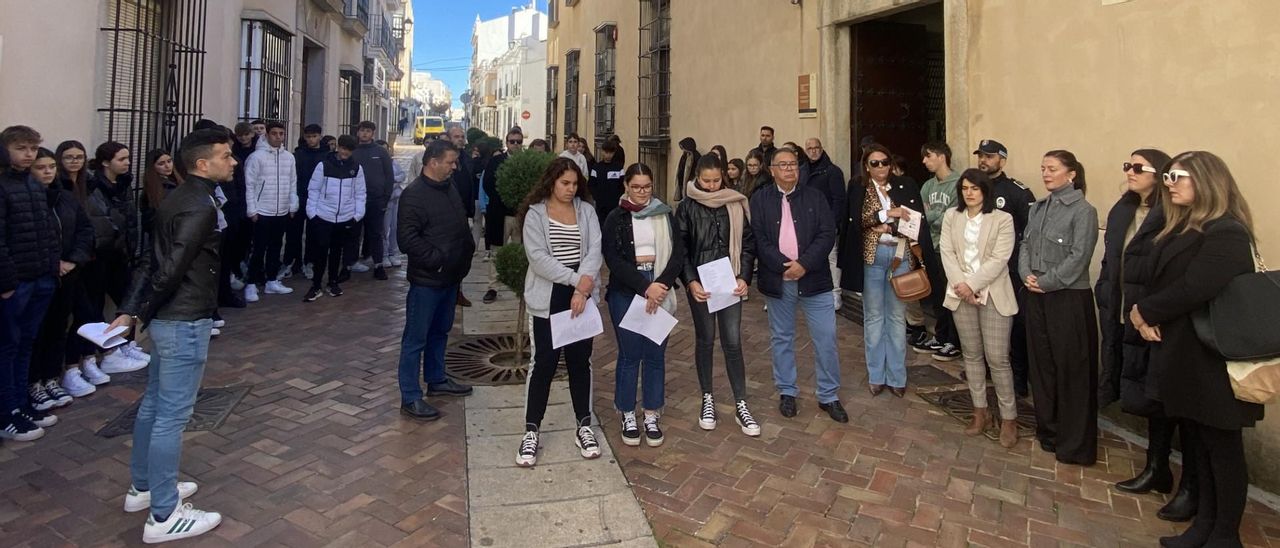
[78,322,130,350]
[550,298,604,349]
[619,295,679,345]
[897,207,924,241]
[697,257,741,313]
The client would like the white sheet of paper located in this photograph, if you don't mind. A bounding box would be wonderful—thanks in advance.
[696,257,741,313]
[77,322,130,350]
[550,298,604,349]
[619,295,679,345]
[897,207,923,241]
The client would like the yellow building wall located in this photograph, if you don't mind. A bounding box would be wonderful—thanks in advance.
[966,0,1280,491]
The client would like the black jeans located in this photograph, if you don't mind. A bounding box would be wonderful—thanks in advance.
[63,270,101,363]
[283,203,308,269]
[687,292,747,401]
[525,282,593,430]
[1009,274,1030,389]
[1182,421,1248,545]
[32,275,74,382]
[248,214,290,285]
[84,250,129,314]
[308,218,355,287]
[360,205,386,263]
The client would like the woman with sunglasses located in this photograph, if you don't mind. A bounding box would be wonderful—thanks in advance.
[1018,150,1099,466]
[1097,149,1199,520]
[839,143,931,398]
[1130,152,1262,548]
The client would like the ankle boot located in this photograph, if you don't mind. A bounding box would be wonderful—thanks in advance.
[965,407,990,436]
[1158,478,1199,522]
[1116,458,1174,494]
[999,419,1018,448]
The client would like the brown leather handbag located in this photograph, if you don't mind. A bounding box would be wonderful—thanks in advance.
[890,240,932,301]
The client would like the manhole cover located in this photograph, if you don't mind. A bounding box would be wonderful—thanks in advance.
[97,385,252,438]
[445,335,566,385]
[917,387,1036,440]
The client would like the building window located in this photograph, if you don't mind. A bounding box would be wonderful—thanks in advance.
[548,0,558,27]
[593,24,617,149]
[99,0,207,162]
[338,70,360,135]
[546,65,559,150]
[564,50,580,141]
[638,0,671,195]
[238,20,292,124]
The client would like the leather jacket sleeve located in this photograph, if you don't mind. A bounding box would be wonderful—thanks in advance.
[118,206,216,322]
[740,212,756,285]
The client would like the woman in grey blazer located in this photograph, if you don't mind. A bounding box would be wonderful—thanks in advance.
[939,169,1019,448]
[517,158,603,468]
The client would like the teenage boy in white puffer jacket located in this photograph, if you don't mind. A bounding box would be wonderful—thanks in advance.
[244,121,298,301]
[303,135,366,302]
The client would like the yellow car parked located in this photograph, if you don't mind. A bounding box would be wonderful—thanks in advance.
[413,116,445,144]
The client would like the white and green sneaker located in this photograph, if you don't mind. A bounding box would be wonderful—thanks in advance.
[142,503,221,544]
[124,482,199,513]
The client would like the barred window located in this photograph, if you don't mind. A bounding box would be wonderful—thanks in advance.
[564,50,580,141]
[593,24,617,149]
[638,0,671,196]
[546,66,559,150]
[238,20,292,124]
[338,70,360,136]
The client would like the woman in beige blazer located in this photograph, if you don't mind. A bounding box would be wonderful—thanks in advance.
[939,169,1019,448]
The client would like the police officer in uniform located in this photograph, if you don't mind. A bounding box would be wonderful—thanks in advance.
[973,139,1036,396]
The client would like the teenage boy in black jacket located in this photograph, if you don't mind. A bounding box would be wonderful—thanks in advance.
[351,120,396,280]
[288,124,328,276]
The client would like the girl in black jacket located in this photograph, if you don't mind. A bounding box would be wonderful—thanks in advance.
[675,154,759,437]
[84,142,149,374]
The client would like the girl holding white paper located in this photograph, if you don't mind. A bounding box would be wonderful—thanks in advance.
[602,163,684,448]
[516,158,603,468]
[675,154,760,436]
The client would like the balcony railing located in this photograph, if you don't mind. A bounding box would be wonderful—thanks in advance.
[341,0,369,36]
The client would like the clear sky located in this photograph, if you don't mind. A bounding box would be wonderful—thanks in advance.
[410,0,545,109]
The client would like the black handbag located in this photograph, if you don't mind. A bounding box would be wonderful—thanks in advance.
[1192,250,1280,360]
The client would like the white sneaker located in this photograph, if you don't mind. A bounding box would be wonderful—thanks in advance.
[278,265,293,280]
[264,281,293,295]
[699,393,717,431]
[100,350,147,374]
[229,275,245,291]
[302,263,315,280]
[349,261,370,273]
[141,503,221,544]
[212,319,226,328]
[389,256,402,267]
[125,482,199,513]
[834,291,843,311]
[64,368,99,396]
[243,284,259,302]
[80,358,111,385]
[209,328,221,338]
[379,258,393,268]
[123,341,151,365]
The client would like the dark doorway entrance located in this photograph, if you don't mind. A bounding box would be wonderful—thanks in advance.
[850,3,945,183]
[300,41,326,129]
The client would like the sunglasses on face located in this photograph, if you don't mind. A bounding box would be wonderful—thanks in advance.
[1123,162,1157,174]
[1163,169,1191,185]
[508,139,523,145]
[867,159,891,168]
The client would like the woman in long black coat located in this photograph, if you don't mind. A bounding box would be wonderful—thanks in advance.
[1129,151,1263,548]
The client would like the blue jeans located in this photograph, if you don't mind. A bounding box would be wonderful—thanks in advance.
[398,283,458,405]
[607,272,667,412]
[863,244,911,388]
[765,279,841,403]
[130,318,213,520]
[0,275,57,412]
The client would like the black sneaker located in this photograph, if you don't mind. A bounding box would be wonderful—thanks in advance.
[698,393,717,430]
[515,428,539,467]
[303,286,323,302]
[620,411,640,446]
[0,416,44,441]
[373,266,388,280]
[933,343,961,362]
[912,336,942,354]
[642,413,664,447]
[14,406,57,428]
[327,284,344,297]
[427,379,473,397]
[735,400,761,437]
[907,325,927,346]
[575,425,601,459]
[779,395,798,417]
[482,289,498,304]
[29,383,56,412]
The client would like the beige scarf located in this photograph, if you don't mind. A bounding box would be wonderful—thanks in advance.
[685,181,751,276]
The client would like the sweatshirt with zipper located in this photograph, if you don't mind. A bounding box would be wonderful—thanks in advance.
[307,153,367,223]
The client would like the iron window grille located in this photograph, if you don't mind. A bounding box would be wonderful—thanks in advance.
[238,19,292,124]
[99,0,207,165]
[564,50,581,140]
[638,0,671,195]
[338,70,360,135]
[594,24,617,149]
[546,65,559,150]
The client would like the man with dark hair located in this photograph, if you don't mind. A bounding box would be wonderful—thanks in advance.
[287,124,326,278]
[589,139,625,231]
[223,122,257,302]
[800,137,847,311]
[915,141,963,361]
[250,119,267,137]
[749,148,845,424]
[108,128,236,543]
[444,127,475,307]
[303,135,366,301]
[397,139,474,420]
[974,139,1035,396]
[0,125,62,441]
[243,121,298,301]
[480,126,523,303]
[749,126,777,167]
[350,120,395,280]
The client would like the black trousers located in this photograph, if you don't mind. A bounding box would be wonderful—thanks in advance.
[525,283,594,430]
[220,214,250,281]
[282,203,308,269]
[1009,274,1030,390]
[31,276,74,382]
[688,293,747,401]
[84,250,129,314]
[360,205,386,263]
[248,214,290,285]
[1181,421,1248,545]
[1026,288,1099,465]
[63,270,101,362]
[308,218,355,287]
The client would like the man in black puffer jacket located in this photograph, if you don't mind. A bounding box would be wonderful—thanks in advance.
[286,124,328,275]
[395,139,475,421]
[799,138,848,311]
[0,125,62,441]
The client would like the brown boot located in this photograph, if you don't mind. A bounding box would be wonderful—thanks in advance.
[999,419,1018,448]
[965,407,990,436]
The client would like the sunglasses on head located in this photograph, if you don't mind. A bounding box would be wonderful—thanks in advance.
[1123,162,1157,174]
[867,159,892,168]
[1163,169,1191,185]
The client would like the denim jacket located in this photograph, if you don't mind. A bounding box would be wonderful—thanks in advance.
[1018,186,1098,292]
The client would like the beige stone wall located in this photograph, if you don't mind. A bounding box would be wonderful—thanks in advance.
[0,5,102,145]
[545,1,639,159]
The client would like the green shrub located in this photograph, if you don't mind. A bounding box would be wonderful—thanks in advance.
[496,149,555,210]
[466,127,488,145]
[493,243,528,298]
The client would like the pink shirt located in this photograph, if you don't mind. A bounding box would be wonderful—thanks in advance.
[779,190,799,261]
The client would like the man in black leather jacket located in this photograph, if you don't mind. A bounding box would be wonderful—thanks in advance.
[107,129,235,542]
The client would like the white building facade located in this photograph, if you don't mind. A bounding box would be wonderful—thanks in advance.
[466,2,547,137]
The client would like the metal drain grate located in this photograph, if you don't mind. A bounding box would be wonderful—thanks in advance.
[916,387,1037,441]
[444,335,567,386]
[97,385,252,438]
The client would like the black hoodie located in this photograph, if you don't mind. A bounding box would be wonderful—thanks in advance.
[588,157,625,227]
[294,144,328,205]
